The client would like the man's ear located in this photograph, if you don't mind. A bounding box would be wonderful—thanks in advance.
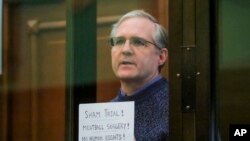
[158,48,168,66]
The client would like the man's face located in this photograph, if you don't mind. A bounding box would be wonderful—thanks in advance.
[111,17,167,83]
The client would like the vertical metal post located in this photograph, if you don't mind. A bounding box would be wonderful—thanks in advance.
[169,0,211,140]
[66,0,96,141]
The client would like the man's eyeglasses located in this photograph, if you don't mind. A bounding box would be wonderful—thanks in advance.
[110,37,159,49]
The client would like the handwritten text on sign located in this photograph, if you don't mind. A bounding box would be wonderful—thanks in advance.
[79,102,134,141]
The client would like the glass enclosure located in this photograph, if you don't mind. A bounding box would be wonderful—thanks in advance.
[2,0,250,141]
[0,1,168,141]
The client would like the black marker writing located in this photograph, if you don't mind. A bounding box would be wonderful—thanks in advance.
[105,134,123,141]
[104,109,120,118]
[83,124,104,131]
[106,123,127,130]
[85,111,101,119]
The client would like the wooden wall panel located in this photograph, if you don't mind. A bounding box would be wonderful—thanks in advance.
[6,2,66,141]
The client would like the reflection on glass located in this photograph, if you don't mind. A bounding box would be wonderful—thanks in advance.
[217,0,250,140]
[2,1,66,141]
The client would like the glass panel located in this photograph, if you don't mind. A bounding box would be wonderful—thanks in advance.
[217,0,250,140]
[1,1,169,140]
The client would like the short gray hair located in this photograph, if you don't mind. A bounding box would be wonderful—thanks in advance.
[110,10,168,49]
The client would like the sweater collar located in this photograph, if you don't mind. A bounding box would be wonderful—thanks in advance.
[119,75,162,97]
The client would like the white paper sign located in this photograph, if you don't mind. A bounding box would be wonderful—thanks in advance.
[79,102,135,141]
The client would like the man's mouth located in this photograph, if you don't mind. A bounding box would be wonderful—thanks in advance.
[121,61,133,65]
[119,61,135,66]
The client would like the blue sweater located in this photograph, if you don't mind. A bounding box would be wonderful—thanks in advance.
[112,78,169,141]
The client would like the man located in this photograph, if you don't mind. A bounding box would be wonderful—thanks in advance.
[110,10,169,141]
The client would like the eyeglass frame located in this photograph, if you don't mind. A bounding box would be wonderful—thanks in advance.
[109,36,160,49]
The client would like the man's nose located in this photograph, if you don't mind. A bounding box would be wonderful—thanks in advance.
[121,40,134,55]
